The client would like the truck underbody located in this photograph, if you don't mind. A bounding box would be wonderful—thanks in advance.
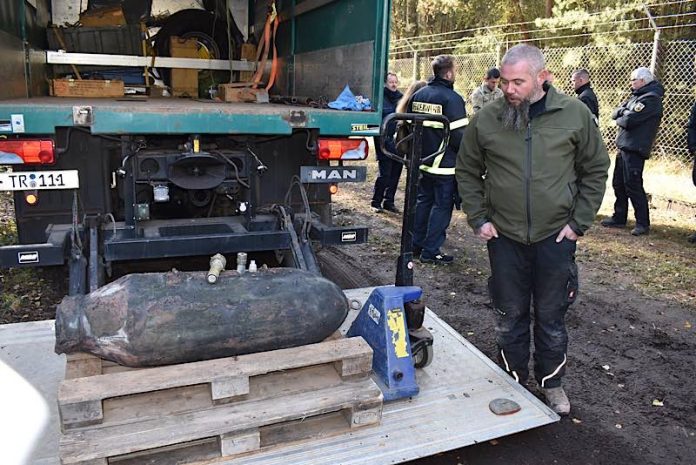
[0,98,375,293]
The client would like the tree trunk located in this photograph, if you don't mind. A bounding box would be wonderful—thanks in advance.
[512,0,531,41]
[545,0,554,18]
[406,0,419,37]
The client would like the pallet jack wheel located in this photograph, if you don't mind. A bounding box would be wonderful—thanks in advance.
[410,326,434,369]
[412,343,434,369]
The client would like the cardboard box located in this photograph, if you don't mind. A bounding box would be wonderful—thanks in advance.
[79,6,127,27]
[239,43,257,82]
[170,36,199,98]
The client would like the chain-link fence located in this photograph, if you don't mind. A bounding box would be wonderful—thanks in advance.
[390,39,696,169]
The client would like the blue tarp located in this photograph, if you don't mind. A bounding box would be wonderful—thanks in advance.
[328,85,372,111]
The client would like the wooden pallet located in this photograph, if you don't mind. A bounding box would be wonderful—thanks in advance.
[58,337,383,465]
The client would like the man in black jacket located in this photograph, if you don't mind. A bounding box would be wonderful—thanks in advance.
[571,69,599,119]
[372,72,404,213]
[602,67,664,236]
[688,101,696,243]
[409,55,468,264]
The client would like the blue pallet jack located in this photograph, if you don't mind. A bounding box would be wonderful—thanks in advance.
[348,113,450,401]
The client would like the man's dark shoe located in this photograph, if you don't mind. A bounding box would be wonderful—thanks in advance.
[420,253,454,265]
[600,217,626,228]
[412,246,422,258]
[371,202,384,213]
[631,225,650,236]
[688,232,696,244]
[382,204,401,214]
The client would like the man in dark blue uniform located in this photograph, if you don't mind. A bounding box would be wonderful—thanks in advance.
[571,68,599,119]
[409,55,468,264]
[371,72,404,213]
[602,67,664,236]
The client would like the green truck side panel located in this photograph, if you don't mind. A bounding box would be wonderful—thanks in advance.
[1,0,49,47]
[0,105,382,136]
[294,0,376,54]
[0,0,21,38]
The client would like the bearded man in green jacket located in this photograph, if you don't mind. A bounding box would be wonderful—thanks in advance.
[455,44,609,416]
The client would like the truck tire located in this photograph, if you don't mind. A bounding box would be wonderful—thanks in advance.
[317,247,376,290]
[153,9,244,87]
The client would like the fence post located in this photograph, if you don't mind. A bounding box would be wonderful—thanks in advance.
[412,51,418,81]
[650,29,662,78]
[644,4,662,78]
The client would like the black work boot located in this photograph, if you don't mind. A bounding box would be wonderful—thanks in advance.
[600,217,626,228]
[420,253,454,265]
[631,224,650,236]
[543,387,571,416]
[382,204,401,214]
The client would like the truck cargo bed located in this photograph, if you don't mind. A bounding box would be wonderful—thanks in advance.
[0,97,380,136]
[0,287,558,465]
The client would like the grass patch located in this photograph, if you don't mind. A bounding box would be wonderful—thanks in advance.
[580,223,696,307]
[0,267,44,323]
[644,158,695,205]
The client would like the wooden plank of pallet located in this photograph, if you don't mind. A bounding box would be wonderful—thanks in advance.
[64,353,103,379]
[59,377,383,464]
[58,337,373,428]
[107,409,378,465]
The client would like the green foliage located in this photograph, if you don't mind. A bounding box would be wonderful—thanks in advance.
[0,221,17,246]
[391,0,695,50]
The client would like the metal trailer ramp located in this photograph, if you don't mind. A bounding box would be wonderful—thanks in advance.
[0,287,558,465]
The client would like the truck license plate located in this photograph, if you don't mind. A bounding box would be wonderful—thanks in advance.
[0,170,79,191]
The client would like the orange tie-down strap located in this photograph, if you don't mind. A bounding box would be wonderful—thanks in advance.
[249,2,279,91]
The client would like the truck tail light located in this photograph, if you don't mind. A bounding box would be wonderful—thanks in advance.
[317,138,368,160]
[0,139,55,165]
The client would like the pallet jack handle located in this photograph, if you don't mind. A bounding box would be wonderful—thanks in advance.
[379,113,451,287]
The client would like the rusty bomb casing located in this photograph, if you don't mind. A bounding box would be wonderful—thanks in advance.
[54,268,349,367]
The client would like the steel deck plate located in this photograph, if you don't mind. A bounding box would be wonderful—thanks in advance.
[0,287,558,465]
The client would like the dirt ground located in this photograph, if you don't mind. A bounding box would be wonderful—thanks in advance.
[1,158,695,464]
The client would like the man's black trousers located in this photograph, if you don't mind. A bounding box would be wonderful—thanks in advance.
[487,233,578,388]
[372,139,403,209]
[611,149,650,227]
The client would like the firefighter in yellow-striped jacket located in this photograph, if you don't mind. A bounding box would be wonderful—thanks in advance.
[409,55,468,264]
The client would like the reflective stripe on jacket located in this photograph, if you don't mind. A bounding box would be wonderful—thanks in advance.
[409,76,467,176]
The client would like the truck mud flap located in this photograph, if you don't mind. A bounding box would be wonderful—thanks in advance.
[0,226,71,268]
